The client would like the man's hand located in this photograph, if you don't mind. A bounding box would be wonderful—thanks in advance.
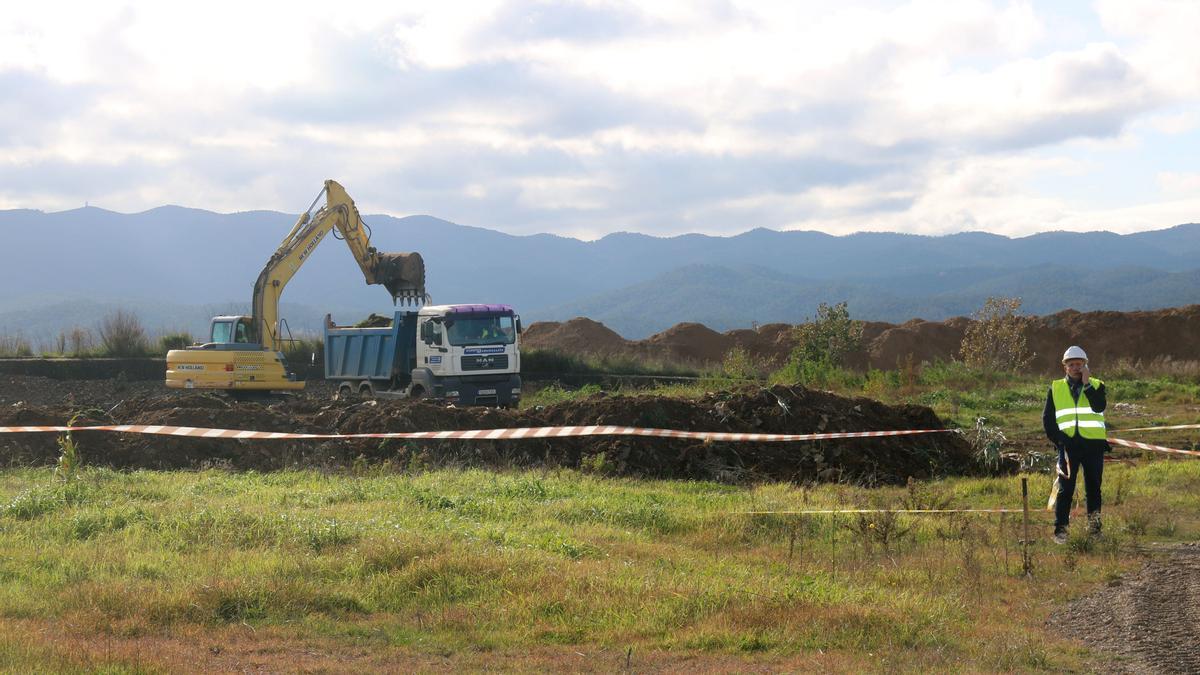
[1081,363,1091,386]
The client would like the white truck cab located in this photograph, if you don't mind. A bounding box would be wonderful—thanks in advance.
[411,304,522,406]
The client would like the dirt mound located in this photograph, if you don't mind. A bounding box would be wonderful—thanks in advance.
[639,323,732,363]
[525,305,1200,373]
[523,317,629,356]
[1049,543,1200,674]
[353,313,393,328]
[0,385,972,484]
[867,317,973,370]
[866,306,1200,373]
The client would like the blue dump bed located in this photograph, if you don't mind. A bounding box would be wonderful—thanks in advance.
[324,312,418,384]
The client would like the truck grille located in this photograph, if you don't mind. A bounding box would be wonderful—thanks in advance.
[461,354,509,371]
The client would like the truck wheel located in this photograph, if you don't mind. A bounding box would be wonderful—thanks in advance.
[358,381,375,397]
[408,385,426,400]
[336,384,355,401]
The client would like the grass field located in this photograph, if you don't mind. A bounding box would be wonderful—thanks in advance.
[2,457,1198,672]
[3,367,1199,671]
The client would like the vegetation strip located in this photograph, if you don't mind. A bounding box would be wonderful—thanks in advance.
[0,423,954,443]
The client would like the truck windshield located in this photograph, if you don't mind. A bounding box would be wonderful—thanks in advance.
[446,315,516,346]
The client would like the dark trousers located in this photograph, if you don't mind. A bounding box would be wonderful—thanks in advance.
[1055,445,1104,528]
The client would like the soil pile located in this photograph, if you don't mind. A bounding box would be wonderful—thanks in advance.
[523,305,1200,373]
[353,313,393,328]
[0,385,972,484]
[637,323,730,363]
[865,317,974,370]
[522,318,629,356]
[1049,543,1200,674]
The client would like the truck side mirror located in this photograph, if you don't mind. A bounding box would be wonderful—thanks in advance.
[515,316,523,334]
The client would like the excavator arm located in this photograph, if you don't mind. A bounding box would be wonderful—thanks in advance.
[251,179,425,352]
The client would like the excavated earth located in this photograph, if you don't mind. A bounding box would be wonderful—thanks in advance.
[523,304,1200,372]
[0,374,971,484]
[1050,543,1200,674]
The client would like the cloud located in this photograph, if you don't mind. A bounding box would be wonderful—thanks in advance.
[0,1,1196,240]
[0,70,101,146]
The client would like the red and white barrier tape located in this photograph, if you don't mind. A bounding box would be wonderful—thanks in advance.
[1121,423,1200,432]
[743,508,1024,515]
[1110,437,1200,458]
[0,424,953,443]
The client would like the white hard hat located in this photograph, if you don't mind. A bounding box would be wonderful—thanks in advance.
[1062,345,1088,363]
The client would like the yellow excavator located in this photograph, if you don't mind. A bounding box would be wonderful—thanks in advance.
[165,180,425,395]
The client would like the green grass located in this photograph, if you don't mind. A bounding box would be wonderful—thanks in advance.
[1,462,1198,671]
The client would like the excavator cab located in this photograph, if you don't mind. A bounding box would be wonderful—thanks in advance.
[209,316,255,345]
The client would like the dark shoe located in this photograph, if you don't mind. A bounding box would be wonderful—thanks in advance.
[1087,513,1102,538]
[1053,527,1069,545]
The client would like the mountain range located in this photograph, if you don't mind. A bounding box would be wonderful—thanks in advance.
[1,204,1197,342]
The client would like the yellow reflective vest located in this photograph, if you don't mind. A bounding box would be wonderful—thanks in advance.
[1051,377,1106,440]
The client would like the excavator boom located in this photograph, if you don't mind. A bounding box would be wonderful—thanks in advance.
[252,179,425,352]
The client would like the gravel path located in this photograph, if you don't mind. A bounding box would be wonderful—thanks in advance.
[1050,543,1200,674]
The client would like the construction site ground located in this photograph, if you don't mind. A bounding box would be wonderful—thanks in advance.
[1,371,1197,672]
[0,373,970,484]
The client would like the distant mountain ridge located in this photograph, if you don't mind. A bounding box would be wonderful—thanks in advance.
[1,204,1197,341]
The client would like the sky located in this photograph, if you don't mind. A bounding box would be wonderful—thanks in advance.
[1,0,1198,240]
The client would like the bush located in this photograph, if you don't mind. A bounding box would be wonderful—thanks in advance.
[158,332,194,353]
[64,326,96,356]
[772,301,863,388]
[97,309,149,357]
[0,334,33,357]
[282,337,323,366]
[719,346,763,380]
[792,301,863,366]
[960,297,1031,372]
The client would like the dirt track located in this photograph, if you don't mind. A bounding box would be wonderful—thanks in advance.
[0,374,971,484]
[1050,543,1200,674]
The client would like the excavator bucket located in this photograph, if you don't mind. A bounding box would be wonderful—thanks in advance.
[375,252,426,304]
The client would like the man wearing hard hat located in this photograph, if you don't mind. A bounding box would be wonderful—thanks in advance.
[1042,346,1109,544]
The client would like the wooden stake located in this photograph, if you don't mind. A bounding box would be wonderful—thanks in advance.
[1021,477,1033,577]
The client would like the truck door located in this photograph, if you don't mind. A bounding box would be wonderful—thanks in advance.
[418,318,449,375]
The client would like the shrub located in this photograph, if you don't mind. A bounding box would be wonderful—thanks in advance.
[98,309,149,356]
[773,301,863,388]
[281,337,323,365]
[0,334,33,357]
[158,331,194,353]
[792,301,863,366]
[719,346,763,380]
[65,326,96,356]
[960,297,1031,372]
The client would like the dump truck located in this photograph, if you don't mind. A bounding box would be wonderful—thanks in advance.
[165,180,425,396]
[324,303,522,406]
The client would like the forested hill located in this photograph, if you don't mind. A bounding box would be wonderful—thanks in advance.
[1,205,1197,339]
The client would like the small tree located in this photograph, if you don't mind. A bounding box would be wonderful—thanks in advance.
[792,301,864,367]
[959,297,1032,372]
[98,309,149,357]
[774,301,864,386]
